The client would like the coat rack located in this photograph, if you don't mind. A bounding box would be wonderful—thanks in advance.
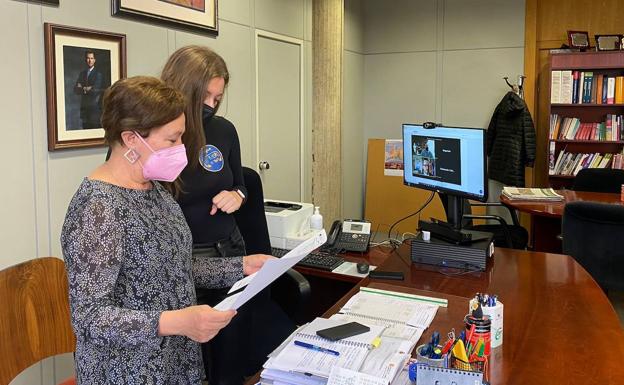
[504,75,526,99]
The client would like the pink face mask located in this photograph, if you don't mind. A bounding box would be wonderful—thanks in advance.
[134,132,188,182]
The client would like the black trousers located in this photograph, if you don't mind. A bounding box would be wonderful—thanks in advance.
[195,226,265,385]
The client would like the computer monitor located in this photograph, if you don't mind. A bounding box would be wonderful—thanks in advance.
[402,123,487,230]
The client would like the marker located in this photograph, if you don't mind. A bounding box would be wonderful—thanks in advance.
[294,340,340,356]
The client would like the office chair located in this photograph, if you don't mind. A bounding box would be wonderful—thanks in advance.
[438,193,528,249]
[562,201,624,293]
[233,166,311,376]
[572,168,624,193]
[0,257,76,385]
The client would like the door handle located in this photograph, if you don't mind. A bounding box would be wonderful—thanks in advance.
[259,161,270,170]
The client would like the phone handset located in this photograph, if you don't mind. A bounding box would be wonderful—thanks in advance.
[323,220,342,249]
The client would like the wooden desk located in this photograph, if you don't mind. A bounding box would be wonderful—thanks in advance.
[257,244,624,385]
[501,190,623,252]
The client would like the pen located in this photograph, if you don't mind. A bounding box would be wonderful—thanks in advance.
[294,340,340,356]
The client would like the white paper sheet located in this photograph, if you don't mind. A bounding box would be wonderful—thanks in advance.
[328,367,387,385]
[214,230,327,311]
[340,291,438,329]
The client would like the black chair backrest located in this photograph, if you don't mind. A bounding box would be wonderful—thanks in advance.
[234,167,272,255]
[572,168,624,193]
[562,201,624,292]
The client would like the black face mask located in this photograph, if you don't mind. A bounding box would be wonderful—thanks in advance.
[202,104,215,122]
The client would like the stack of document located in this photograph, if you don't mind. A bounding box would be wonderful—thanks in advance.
[260,288,444,385]
[502,187,564,201]
[262,318,385,382]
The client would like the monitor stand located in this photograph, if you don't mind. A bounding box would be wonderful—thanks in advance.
[419,194,491,245]
[419,219,490,244]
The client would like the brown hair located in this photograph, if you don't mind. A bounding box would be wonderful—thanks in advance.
[102,76,185,145]
[101,76,186,195]
[161,45,230,169]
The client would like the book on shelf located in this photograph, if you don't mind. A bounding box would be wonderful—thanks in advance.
[617,76,624,104]
[551,149,620,176]
[607,77,616,104]
[549,114,623,141]
[556,71,624,105]
[596,74,604,105]
[551,70,562,104]
[502,187,564,201]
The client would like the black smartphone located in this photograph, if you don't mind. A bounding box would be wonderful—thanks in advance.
[316,322,370,341]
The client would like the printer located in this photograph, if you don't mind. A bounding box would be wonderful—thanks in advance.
[264,199,317,249]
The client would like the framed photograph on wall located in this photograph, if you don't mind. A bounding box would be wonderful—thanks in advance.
[112,0,218,36]
[44,23,126,151]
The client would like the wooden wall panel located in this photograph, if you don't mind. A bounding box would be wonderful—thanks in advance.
[312,0,343,224]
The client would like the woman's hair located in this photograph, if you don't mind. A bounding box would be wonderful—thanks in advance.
[102,76,185,144]
[161,45,230,169]
[101,76,186,196]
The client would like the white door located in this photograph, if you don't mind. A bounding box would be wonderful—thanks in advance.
[256,31,303,201]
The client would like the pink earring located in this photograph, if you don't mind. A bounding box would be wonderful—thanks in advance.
[124,148,140,164]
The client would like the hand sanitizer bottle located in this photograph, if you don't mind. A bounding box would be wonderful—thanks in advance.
[310,206,323,230]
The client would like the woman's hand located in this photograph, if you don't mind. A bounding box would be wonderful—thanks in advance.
[210,190,243,215]
[159,306,236,343]
[243,254,275,275]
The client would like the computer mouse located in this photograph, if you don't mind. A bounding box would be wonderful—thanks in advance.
[356,262,370,274]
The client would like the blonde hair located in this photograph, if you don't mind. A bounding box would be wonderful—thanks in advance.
[161,45,229,168]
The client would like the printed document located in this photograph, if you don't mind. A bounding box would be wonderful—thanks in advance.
[214,230,326,311]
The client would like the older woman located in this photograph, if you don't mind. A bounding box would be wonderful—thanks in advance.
[61,76,269,385]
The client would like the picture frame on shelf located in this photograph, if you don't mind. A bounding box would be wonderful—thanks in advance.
[567,30,590,49]
[595,35,623,51]
[44,23,127,151]
[112,0,218,36]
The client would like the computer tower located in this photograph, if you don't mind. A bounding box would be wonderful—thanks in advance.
[410,232,494,271]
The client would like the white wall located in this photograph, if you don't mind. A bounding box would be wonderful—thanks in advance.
[342,0,526,219]
[1,1,311,384]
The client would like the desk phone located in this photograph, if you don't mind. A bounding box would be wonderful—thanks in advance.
[325,219,372,252]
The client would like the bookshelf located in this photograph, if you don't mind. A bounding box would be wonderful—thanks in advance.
[548,51,624,189]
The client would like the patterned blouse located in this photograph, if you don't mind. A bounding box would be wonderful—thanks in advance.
[61,179,244,385]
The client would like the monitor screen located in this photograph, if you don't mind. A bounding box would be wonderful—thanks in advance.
[402,124,487,202]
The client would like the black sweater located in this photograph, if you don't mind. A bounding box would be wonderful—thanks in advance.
[487,92,536,187]
[178,116,247,244]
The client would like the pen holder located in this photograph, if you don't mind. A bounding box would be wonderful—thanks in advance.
[469,299,504,348]
[450,355,486,373]
[464,314,491,357]
[416,344,445,368]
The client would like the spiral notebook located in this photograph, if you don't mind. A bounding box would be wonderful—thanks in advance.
[267,317,385,378]
[333,288,440,342]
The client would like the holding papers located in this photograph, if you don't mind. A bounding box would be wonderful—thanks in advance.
[215,230,327,311]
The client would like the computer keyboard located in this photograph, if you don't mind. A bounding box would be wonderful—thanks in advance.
[271,247,345,271]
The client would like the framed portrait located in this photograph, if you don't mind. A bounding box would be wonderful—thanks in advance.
[112,0,218,36]
[567,30,590,49]
[595,35,623,51]
[44,23,126,151]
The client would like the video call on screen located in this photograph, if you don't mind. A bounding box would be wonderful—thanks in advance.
[410,135,461,185]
